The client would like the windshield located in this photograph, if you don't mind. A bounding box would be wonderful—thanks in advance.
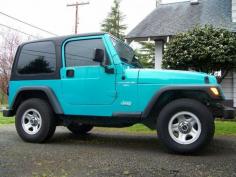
[111,37,142,68]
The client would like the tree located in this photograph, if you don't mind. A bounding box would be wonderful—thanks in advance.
[135,41,155,68]
[18,57,53,74]
[101,0,127,40]
[0,31,21,104]
[162,25,236,82]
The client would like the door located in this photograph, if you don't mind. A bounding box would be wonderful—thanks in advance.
[61,37,116,106]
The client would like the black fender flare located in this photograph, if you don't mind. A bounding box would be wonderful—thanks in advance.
[10,86,63,114]
[141,85,223,118]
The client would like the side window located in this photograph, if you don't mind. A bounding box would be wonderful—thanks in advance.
[65,38,109,67]
[17,41,56,74]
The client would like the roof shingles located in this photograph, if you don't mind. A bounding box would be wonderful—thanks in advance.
[127,0,236,39]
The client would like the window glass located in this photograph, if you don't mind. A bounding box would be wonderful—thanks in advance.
[111,38,134,64]
[111,37,142,68]
[17,42,56,74]
[65,39,107,67]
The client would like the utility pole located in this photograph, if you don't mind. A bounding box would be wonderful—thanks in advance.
[67,1,89,34]
[156,0,162,7]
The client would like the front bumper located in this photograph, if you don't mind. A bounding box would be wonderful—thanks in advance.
[212,100,235,119]
[3,109,14,117]
[223,106,235,119]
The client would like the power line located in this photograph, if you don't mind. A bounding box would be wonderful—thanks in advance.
[0,23,40,39]
[0,11,58,36]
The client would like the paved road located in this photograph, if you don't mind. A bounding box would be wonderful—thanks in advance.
[0,125,236,177]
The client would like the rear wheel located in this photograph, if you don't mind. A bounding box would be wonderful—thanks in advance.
[15,98,56,143]
[67,123,93,135]
[157,98,215,154]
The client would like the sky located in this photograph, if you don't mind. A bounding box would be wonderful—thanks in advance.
[0,0,186,39]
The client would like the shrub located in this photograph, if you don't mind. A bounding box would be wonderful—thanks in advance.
[162,25,236,82]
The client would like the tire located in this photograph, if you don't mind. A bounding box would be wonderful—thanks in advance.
[15,98,56,143]
[67,123,93,135]
[157,98,215,154]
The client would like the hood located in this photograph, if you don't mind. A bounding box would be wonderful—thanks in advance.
[138,69,217,85]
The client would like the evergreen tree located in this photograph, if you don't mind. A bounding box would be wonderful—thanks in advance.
[101,0,127,40]
[135,42,155,68]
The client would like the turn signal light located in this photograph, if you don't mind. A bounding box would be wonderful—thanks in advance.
[210,87,219,96]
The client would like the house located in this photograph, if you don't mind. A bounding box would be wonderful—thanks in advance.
[126,0,236,106]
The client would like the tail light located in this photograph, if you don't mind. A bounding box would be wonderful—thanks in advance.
[7,85,9,96]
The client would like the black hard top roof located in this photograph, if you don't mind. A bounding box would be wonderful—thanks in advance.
[21,32,108,46]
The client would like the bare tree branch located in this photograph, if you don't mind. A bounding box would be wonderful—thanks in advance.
[0,31,22,104]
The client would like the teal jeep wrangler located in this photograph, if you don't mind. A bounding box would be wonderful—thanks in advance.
[3,32,235,153]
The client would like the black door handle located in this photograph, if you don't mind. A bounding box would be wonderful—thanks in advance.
[66,69,74,78]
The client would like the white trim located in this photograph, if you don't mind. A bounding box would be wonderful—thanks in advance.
[154,40,164,69]
[232,0,236,22]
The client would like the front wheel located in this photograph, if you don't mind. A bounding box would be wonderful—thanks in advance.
[157,99,215,154]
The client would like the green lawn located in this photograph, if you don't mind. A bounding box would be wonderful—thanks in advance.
[215,121,236,136]
[123,121,236,136]
[100,120,236,136]
[0,112,235,136]
[0,113,14,125]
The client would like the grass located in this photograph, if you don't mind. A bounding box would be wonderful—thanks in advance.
[215,121,236,136]
[0,112,235,136]
[118,121,236,136]
[0,112,14,125]
[100,120,236,136]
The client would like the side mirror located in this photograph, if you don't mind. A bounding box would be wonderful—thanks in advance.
[93,48,104,63]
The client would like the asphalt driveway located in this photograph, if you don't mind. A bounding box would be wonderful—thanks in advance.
[0,125,235,177]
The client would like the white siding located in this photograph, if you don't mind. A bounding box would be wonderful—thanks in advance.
[221,70,236,107]
[232,0,236,22]
[221,71,233,100]
[233,72,236,107]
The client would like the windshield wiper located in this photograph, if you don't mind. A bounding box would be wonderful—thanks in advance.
[120,58,129,63]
